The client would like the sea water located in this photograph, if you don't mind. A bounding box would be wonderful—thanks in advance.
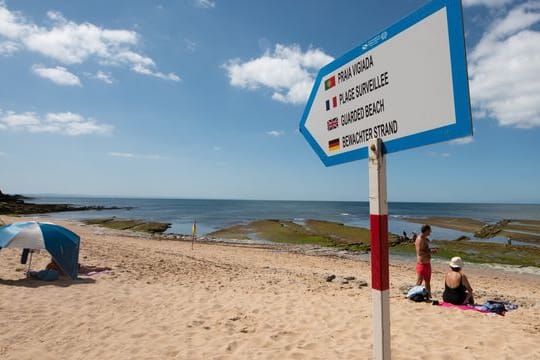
[28,196,540,244]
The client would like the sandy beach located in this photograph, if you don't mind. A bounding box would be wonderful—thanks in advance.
[1,216,539,360]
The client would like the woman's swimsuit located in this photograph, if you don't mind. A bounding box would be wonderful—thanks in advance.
[443,273,468,305]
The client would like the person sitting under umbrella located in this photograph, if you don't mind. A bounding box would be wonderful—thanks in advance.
[46,258,65,276]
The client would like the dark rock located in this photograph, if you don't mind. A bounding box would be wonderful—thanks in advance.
[0,189,132,215]
[326,274,336,282]
[474,219,510,238]
[358,280,368,287]
[344,276,356,281]
[0,189,28,202]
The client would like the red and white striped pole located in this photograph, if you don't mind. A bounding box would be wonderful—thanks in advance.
[368,138,391,360]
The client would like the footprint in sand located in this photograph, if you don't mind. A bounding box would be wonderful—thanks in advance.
[226,341,238,352]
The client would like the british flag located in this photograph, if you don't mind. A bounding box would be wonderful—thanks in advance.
[327,117,339,131]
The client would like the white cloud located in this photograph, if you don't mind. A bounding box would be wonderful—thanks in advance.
[108,152,164,160]
[185,38,197,52]
[427,151,451,158]
[108,152,135,158]
[0,40,19,55]
[224,44,334,104]
[462,0,513,7]
[95,70,113,84]
[450,136,474,145]
[2,111,40,127]
[46,112,84,123]
[0,4,35,39]
[266,130,284,137]
[32,64,81,86]
[0,109,112,136]
[468,2,540,128]
[0,2,179,81]
[195,0,216,9]
[132,62,180,81]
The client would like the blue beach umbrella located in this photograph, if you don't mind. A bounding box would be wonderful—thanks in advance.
[0,221,80,279]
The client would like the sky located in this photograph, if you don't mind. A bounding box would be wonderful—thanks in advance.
[0,0,539,203]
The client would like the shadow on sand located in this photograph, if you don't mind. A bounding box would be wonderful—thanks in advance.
[0,276,96,288]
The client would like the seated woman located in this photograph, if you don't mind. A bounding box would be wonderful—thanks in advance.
[443,256,474,305]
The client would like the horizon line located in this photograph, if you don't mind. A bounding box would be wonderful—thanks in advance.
[18,192,540,205]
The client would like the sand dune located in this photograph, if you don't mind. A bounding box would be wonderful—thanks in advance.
[1,216,539,359]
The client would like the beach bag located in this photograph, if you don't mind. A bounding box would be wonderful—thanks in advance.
[481,301,507,315]
[407,286,428,302]
[21,248,30,264]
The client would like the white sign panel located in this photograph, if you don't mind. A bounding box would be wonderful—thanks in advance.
[300,0,472,166]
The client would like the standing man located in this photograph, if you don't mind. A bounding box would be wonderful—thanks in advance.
[415,224,436,299]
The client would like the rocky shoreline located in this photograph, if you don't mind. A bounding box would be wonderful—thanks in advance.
[82,218,171,234]
[402,216,540,245]
[0,189,130,216]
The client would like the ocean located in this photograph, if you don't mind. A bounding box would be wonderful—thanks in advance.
[27,196,540,244]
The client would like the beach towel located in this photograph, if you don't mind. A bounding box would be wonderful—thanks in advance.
[78,265,112,276]
[438,301,490,313]
[438,301,517,316]
[82,270,112,276]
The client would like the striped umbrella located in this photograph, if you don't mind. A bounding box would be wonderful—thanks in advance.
[0,221,80,279]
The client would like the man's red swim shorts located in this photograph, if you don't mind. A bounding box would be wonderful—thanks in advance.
[416,263,431,281]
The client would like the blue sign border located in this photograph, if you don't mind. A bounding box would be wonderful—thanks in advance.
[299,0,472,167]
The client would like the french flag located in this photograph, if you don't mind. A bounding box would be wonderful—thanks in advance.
[325,96,338,111]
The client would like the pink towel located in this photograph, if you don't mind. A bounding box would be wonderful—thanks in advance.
[438,301,491,314]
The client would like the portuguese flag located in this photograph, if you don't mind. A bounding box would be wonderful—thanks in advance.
[328,138,340,151]
[324,76,336,90]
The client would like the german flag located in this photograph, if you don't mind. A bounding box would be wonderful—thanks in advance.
[328,138,340,151]
[324,76,336,90]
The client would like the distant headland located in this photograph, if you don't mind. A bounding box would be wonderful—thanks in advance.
[0,189,130,215]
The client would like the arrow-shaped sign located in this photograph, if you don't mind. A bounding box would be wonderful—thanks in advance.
[300,0,472,167]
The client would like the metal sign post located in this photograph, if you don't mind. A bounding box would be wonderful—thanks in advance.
[368,138,390,360]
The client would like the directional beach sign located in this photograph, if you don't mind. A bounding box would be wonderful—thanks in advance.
[300,0,472,166]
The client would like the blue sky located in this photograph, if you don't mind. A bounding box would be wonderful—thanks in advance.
[0,0,539,203]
